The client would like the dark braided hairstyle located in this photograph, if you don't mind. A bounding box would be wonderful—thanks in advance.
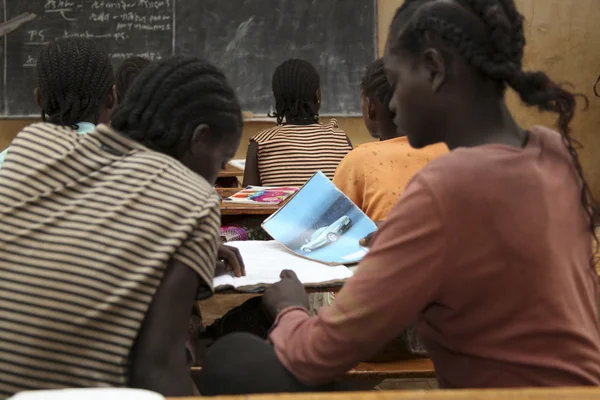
[37,37,114,127]
[388,0,599,239]
[271,59,320,125]
[115,56,150,103]
[361,58,393,107]
[110,56,242,160]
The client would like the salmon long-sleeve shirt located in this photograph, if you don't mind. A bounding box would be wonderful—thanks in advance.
[269,126,600,388]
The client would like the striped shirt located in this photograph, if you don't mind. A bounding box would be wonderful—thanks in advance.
[252,119,352,186]
[0,123,220,396]
[0,121,96,170]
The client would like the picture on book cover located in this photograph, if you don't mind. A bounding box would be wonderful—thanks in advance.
[262,171,377,265]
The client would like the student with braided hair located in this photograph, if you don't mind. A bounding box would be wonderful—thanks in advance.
[243,58,352,187]
[333,58,447,221]
[0,56,244,397]
[115,56,150,103]
[0,37,116,168]
[202,0,600,393]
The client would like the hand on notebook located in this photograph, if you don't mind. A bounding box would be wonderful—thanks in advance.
[359,220,384,247]
[215,244,246,277]
[263,270,309,319]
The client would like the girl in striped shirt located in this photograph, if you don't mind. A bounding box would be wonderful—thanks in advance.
[243,59,352,187]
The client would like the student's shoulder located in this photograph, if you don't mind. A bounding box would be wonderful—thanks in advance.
[16,122,77,142]
[414,145,501,195]
[343,140,382,160]
[251,125,283,144]
[133,151,219,211]
[323,118,347,135]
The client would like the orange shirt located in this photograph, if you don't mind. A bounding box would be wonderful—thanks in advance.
[333,137,447,221]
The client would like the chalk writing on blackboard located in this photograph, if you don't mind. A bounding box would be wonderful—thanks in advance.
[3,0,376,117]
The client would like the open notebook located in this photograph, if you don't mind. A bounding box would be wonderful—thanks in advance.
[213,241,353,292]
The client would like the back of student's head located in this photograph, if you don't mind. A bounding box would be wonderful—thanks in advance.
[271,59,320,125]
[36,37,115,127]
[111,56,243,182]
[361,58,393,108]
[360,58,397,139]
[115,56,150,103]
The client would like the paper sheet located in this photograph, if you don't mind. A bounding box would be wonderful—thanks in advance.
[213,241,353,291]
[228,159,246,170]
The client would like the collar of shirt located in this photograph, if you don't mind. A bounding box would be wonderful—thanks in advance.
[75,122,96,134]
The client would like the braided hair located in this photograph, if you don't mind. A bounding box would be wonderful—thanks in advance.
[271,59,320,125]
[361,58,393,107]
[388,0,599,239]
[37,37,114,127]
[111,56,242,160]
[115,56,150,102]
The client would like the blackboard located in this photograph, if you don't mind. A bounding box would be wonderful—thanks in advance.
[2,0,376,117]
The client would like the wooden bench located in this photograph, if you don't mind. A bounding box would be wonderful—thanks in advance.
[346,358,434,379]
[190,358,434,381]
[172,387,600,399]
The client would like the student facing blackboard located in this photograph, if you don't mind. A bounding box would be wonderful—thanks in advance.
[243,59,352,187]
[0,37,116,168]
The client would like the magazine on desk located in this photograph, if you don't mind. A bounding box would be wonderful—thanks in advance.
[261,171,377,266]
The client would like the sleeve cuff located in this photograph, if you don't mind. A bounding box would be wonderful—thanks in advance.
[269,306,310,334]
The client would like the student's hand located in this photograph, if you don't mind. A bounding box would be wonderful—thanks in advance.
[359,220,384,248]
[263,270,309,319]
[215,244,246,277]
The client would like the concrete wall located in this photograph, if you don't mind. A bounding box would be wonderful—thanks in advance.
[1,0,598,196]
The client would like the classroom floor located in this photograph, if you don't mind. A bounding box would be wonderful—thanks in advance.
[199,294,438,391]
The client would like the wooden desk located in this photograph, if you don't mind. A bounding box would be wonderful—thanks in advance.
[218,187,289,217]
[219,163,244,178]
[220,202,281,216]
[173,387,600,399]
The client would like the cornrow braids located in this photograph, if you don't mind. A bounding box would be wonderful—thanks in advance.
[270,59,320,125]
[388,0,599,254]
[36,37,114,127]
[361,58,393,107]
[115,56,151,102]
[111,56,242,160]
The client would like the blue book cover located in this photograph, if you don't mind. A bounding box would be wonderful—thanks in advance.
[262,171,377,265]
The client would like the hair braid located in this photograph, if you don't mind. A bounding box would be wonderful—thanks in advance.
[115,56,151,102]
[111,56,242,160]
[389,0,599,258]
[270,59,320,125]
[37,37,114,127]
[361,58,393,107]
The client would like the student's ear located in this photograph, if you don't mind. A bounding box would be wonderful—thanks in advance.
[315,89,322,105]
[34,88,41,109]
[366,97,377,121]
[107,84,117,110]
[188,124,211,155]
[423,48,446,93]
